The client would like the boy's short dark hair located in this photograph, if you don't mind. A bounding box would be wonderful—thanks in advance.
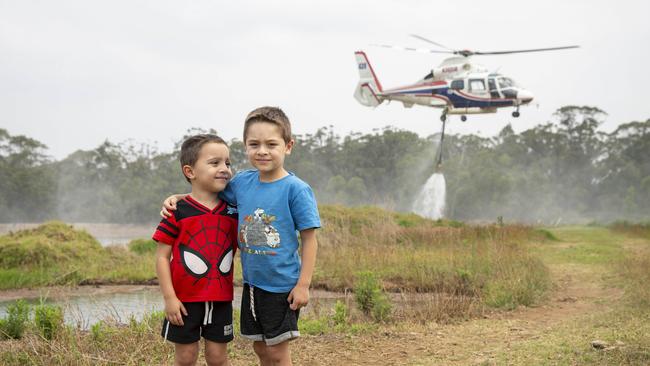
[180,134,227,183]
[243,106,292,143]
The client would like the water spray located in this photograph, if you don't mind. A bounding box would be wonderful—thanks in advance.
[412,114,448,219]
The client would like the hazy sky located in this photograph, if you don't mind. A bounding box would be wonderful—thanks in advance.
[1,0,649,159]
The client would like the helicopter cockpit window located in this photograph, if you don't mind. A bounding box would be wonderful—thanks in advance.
[498,77,516,89]
[423,71,433,80]
[469,79,486,92]
[450,79,464,90]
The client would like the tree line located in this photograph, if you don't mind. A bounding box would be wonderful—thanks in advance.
[1,106,648,223]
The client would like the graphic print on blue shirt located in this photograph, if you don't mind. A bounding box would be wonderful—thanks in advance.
[219,169,321,293]
[239,208,281,254]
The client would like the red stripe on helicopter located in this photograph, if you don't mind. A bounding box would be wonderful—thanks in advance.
[361,83,382,104]
[385,81,447,93]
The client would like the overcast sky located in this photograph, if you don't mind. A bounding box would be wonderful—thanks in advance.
[1,0,649,159]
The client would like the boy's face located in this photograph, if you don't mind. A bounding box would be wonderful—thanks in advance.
[183,142,232,192]
[244,122,293,176]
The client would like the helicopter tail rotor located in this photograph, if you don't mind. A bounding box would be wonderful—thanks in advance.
[354,51,384,107]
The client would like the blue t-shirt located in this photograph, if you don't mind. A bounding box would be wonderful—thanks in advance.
[219,169,321,293]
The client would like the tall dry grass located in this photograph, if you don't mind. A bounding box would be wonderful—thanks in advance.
[1,312,173,365]
[315,206,550,311]
[610,221,650,239]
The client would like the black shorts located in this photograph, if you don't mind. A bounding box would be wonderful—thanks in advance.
[161,301,234,344]
[240,283,300,346]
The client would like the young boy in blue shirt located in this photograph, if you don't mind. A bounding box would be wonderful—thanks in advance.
[162,107,320,365]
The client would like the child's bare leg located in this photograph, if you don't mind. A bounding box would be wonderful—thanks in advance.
[174,342,199,366]
[253,341,272,366]
[254,341,291,366]
[205,340,229,366]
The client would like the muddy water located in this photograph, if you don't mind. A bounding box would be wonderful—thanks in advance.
[0,286,168,329]
[0,286,343,329]
[0,224,344,328]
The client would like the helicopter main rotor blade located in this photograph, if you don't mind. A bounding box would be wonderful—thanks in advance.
[409,34,454,51]
[371,43,454,54]
[473,45,580,55]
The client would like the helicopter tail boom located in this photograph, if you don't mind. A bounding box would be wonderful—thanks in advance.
[354,51,384,107]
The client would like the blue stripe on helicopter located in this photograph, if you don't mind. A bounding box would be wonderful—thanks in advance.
[391,88,515,108]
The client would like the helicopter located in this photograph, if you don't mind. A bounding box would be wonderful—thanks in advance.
[353,35,579,168]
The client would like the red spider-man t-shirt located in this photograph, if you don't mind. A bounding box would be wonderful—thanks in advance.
[152,196,238,302]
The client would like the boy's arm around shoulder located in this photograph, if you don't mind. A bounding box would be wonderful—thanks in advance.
[218,176,238,206]
[162,194,189,217]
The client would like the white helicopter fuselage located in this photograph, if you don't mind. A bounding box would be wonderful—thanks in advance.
[354,52,534,116]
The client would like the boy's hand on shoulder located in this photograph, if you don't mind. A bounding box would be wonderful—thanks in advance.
[164,296,188,326]
[160,195,180,218]
[287,284,310,310]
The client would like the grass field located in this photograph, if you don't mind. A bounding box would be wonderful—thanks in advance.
[1,209,649,365]
[0,206,552,314]
[0,222,157,289]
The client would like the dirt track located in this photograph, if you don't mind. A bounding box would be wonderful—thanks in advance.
[266,264,621,365]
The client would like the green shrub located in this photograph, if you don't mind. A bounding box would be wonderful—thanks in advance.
[371,296,392,322]
[128,239,157,255]
[354,271,378,314]
[0,318,6,337]
[34,302,63,340]
[354,271,392,322]
[90,321,106,342]
[332,300,348,326]
[298,317,328,335]
[535,228,559,241]
[0,300,30,339]
[497,216,504,227]
[447,220,464,228]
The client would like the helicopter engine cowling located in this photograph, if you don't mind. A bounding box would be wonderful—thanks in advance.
[432,59,482,79]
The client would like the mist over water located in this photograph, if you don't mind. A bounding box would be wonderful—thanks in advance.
[412,173,446,220]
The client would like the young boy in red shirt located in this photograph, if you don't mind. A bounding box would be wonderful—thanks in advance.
[153,134,238,366]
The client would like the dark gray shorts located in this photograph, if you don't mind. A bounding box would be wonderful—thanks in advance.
[240,283,300,346]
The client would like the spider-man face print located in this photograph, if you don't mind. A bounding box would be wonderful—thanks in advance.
[152,197,238,302]
[171,217,236,296]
